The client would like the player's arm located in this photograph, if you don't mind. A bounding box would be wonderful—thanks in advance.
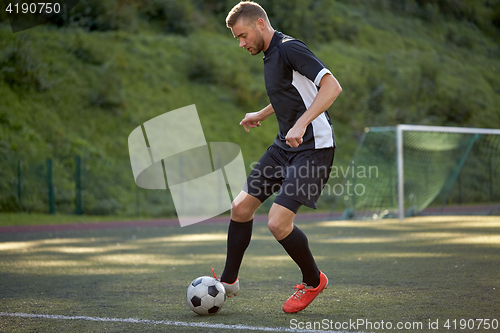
[285,74,342,148]
[239,103,275,132]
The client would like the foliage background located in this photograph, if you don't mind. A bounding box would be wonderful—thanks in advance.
[0,0,499,216]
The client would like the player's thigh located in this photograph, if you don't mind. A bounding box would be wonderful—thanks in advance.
[244,145,287,203]
[231,191,262,222]
[276,148,334,210]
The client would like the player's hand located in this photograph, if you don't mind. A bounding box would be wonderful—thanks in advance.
[285,125,306,148]
[239,112,263,132]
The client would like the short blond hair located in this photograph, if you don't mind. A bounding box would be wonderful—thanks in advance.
[226,1,270,28]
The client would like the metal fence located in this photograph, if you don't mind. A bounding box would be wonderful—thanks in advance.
[1,154,177,217]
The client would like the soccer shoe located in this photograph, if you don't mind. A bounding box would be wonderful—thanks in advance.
[282,271,328,313]
[211,267,240,298]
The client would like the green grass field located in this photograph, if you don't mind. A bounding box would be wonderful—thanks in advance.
[1,215,499,332]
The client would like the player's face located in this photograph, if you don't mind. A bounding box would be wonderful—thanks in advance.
[231,19,265,55]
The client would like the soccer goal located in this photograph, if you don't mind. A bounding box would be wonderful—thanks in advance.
[333,124,500,220]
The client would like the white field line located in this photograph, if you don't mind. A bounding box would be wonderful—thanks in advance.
[0,312,362,333]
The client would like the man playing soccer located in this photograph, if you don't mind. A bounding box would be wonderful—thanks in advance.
[213,1,342,313]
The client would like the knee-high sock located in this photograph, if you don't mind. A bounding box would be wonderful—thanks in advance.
[220,219,253,284]
[278,225,320,288]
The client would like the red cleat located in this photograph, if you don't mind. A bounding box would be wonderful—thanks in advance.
[282,271,328,313]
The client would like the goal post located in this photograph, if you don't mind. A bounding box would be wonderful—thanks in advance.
[334,124,500,220]
[396,125,500,220]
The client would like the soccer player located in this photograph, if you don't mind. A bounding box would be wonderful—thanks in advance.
[213,1,342,313]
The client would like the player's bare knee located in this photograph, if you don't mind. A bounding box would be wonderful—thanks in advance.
[267,217,283,239]
[231,201,253,222]
[267,218,278,235]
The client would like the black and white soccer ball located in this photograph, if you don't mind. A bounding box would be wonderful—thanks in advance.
[186,276,225,315]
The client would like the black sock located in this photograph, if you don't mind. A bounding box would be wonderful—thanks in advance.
[220,219,253,284]
[278,225,320,288]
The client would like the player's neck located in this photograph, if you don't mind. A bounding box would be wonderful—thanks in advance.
[262,28,275,53]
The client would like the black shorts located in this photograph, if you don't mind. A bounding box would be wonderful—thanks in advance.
[243,144,335,214]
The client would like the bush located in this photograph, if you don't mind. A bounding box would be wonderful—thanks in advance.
[0,4,8,22]
[492,3,500,29]
[0,35,51,91]
[182,34,267,108]
[86,198,122,215]
[55,0,139,32]
[445,27,474,49]
[184,37,219,84]
[138,0,195,35]
[89,66,125,112]
[262,0,316,42]
[69,33,108,65]
[50,0,205,35]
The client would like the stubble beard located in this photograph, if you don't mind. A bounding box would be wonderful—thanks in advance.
[251,31,265,55]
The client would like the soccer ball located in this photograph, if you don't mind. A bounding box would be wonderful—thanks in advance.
[186,276,225,315]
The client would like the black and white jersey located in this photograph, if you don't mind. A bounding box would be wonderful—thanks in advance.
[263,31,336,151]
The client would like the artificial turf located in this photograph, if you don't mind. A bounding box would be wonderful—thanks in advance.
[0,216,499,332]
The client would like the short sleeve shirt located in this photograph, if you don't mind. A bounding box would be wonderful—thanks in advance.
[263,31,336,151]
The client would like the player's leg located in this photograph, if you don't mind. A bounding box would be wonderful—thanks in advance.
[231,190,262,222]
[219,191,261,287]
[272,147,335,281]
[218,145,286,295]
[269,202,328,313]
[268,201,321,288]
[271,147,334,313]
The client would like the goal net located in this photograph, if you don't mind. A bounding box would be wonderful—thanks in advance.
[333,125,500,220]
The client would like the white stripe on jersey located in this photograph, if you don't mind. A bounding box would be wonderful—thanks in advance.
[291,70,334,149]
[314,68,332,86]
[311,113,334,148]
